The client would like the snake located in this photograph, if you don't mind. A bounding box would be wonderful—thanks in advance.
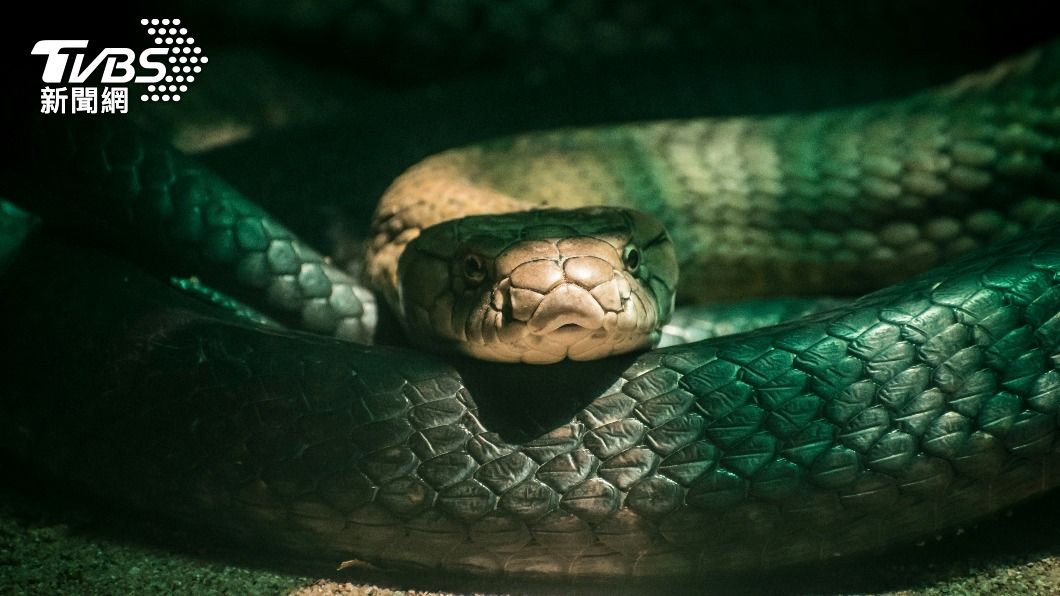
[2,2,1060,585]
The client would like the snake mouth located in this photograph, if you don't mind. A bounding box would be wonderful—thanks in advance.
[544,322,598,340]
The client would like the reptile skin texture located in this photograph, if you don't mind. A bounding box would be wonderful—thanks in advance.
[0,215,1057,579]
[20,119,379,343]
[2,11,1060,588]
[380,42,1060,303]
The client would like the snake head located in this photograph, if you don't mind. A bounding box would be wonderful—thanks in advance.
[397,206,677,364]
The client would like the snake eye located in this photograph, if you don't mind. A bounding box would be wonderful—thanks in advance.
[463,254,486,284]
[623,245,641,272]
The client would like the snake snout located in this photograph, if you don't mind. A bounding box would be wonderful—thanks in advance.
[506,254,620,335]
[524,284,607,334]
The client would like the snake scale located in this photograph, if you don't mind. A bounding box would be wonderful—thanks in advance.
[3,1,1060,584]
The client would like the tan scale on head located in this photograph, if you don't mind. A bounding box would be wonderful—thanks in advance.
[395,207,678,364]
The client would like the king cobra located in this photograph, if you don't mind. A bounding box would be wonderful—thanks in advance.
[2,2,1060,585]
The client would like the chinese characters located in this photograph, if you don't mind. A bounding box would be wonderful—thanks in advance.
[40,87,129,114]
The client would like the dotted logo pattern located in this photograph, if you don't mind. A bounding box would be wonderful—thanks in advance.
[139,18,207,103]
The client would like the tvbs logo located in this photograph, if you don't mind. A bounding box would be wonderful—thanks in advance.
[33,18,206,114]
[33,40,168,84]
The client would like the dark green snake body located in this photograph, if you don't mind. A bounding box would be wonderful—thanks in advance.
[2,2,1060,584]
[2,205,1059,579]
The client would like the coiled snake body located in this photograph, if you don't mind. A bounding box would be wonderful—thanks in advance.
[2,5,1060,583]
